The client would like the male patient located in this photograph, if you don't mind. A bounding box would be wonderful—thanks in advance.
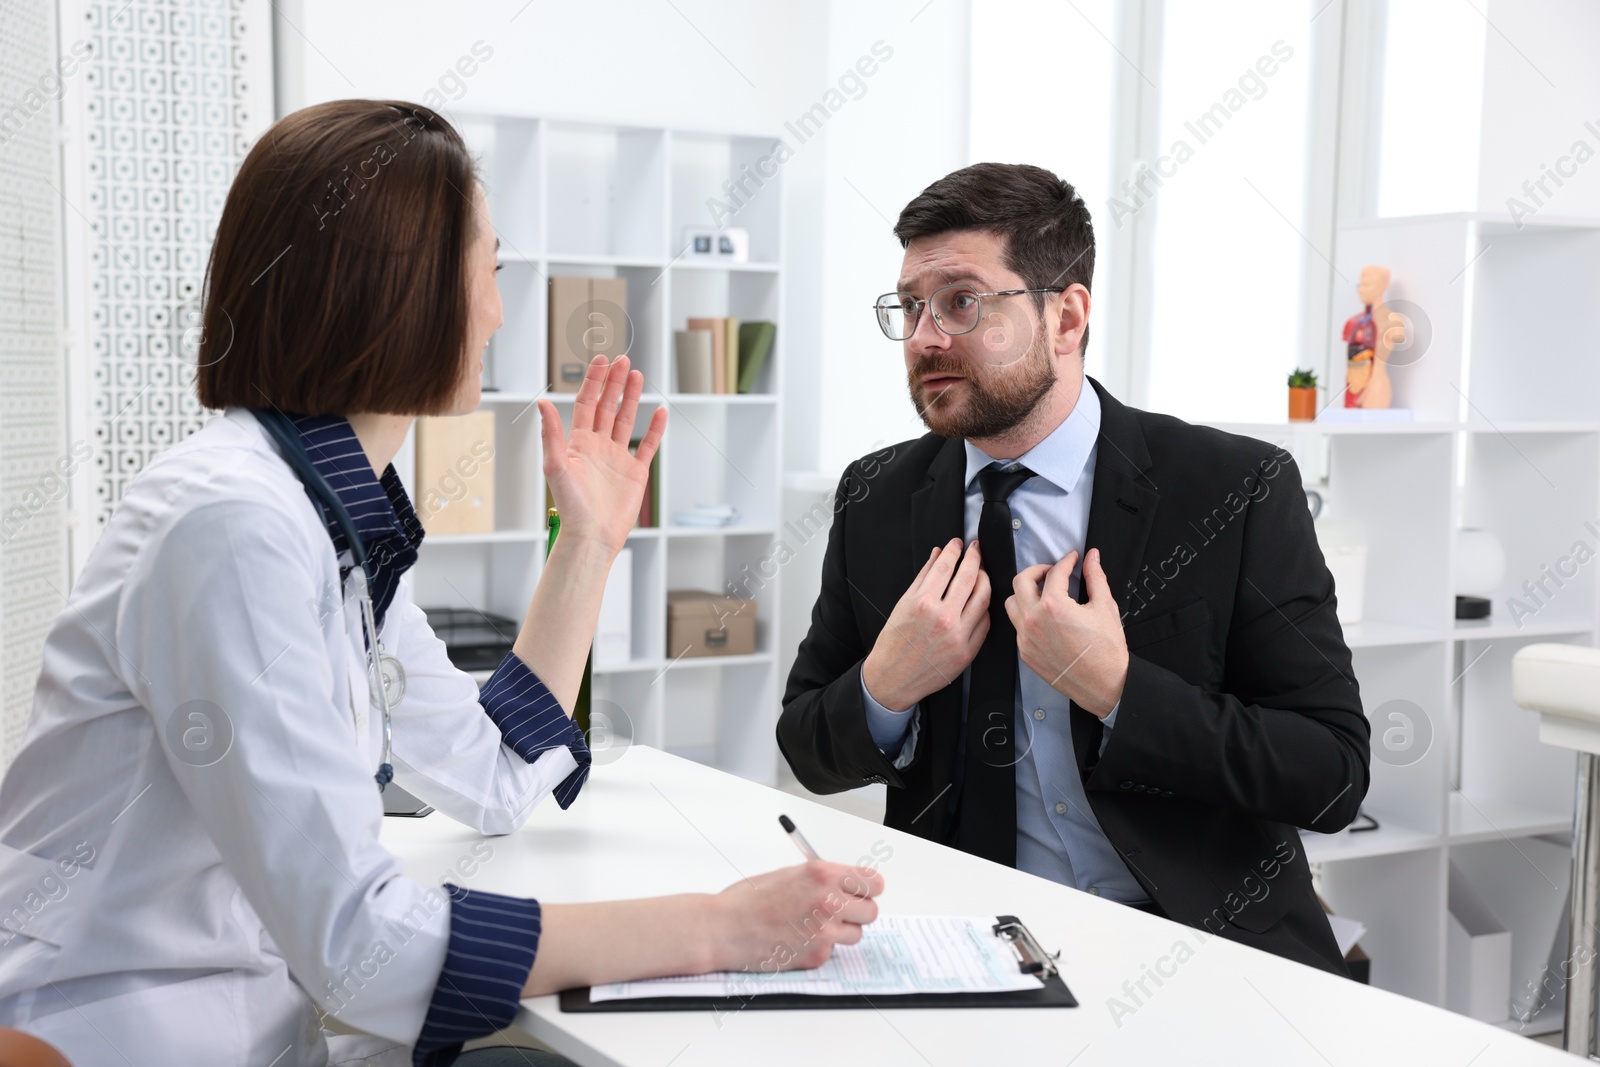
[778,163,1370,975]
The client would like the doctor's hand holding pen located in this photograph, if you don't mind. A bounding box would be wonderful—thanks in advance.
[524,827,885,997]
[509,354,665,716]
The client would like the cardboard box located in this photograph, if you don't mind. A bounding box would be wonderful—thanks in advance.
[667,589,755,658]
[549,275,630,392]
[414,411,495,535]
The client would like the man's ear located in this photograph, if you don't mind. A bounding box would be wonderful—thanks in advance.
[1053,284,1090,359]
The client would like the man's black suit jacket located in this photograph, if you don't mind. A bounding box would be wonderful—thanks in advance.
[778,378,1371,976]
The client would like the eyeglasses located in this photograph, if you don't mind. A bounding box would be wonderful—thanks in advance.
[873,284,1065,341]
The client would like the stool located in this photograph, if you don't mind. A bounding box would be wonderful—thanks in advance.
[1512,642,1600,1054]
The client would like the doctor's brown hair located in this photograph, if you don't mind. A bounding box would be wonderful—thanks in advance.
[196,99,477,414]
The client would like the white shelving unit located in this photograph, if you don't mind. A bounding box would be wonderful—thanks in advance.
[403,115,787,786]
[1206,212,1600,1029]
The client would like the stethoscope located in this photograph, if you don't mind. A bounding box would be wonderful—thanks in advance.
[253,410,403,791]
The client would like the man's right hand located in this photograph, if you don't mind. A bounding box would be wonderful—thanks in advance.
[860,538,990,712]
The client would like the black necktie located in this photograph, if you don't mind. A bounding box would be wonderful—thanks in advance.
[955,462,1035,867]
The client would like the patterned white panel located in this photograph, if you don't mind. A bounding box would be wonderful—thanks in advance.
[72,0,268,531]
[0,1,69,764]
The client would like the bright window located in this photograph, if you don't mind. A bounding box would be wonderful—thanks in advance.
[1141,1,1314,423]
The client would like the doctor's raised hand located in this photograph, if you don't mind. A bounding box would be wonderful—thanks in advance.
[537,355,666,555]
[511,358,665,714]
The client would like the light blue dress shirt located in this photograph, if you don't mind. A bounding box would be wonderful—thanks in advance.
[861,383,1148,904]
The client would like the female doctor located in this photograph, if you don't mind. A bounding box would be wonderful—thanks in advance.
[0,99,881,1066]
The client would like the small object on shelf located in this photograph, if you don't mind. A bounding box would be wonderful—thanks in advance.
[682,225,718,259]
[681,225,750,262]
[718,227,750,262]
[1456,596,1492,620]
[594,547,633,669]
[672,503,740,528]
[414,410,495,535]
[549,275,630,393]
[421,606,518,672]
[1341,265,1405,410]
[667,589,755,658]
[737,321,776,394]
[674,328,715,393]
[1314,517,1367,625]
[1286,368,1318,422]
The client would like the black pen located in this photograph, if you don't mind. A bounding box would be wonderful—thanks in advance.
[778,814,821,861]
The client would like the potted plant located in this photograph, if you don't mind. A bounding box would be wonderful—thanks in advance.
[1287,368,1318,422]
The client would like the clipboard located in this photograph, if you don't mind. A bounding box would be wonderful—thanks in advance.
[559,915,1076,1012]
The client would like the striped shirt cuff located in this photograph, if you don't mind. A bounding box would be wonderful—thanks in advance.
[412,886,541,1067]
[480,652,591,808]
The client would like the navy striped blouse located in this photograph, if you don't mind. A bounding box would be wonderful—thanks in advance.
[282,414,591,1064]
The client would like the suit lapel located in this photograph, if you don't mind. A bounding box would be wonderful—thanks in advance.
[1074,379,1160,776]
[908,436,967,840]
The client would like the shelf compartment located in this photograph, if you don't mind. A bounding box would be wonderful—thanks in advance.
[669,132,784,265]
[1461,429,1600,633]
[1341,621,1445,648]
[1301,816,1440,864]
[1457,633,1582,830]
[662,658,777,785]
[1318,847,1447,1005]
[1325,432,1455,632]
[1453,617,1594,641]
[1446,792,1571,845]
[545,123,665,261]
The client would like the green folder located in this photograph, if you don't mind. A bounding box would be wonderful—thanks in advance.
[736,321,776,394]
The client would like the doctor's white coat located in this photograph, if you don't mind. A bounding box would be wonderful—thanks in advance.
[0,408,579,1064]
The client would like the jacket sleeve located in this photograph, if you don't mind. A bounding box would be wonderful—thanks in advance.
[778,464,909,794]
[1088,450,1371,833]
[381,579,588,835]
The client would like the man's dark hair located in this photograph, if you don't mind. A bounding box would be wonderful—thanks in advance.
[197,99,478,414]
[893,162,1095,356]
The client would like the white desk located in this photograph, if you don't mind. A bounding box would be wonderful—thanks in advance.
[382,747,1562,1066]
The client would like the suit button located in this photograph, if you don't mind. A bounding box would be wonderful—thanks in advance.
[1120,781,1133,790]
[1162,790,1174,797]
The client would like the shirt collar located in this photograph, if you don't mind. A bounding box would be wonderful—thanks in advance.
[285,413,423,551]
[962,378,1101,495]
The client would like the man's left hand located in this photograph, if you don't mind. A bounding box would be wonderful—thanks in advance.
[1006,547,1128,718]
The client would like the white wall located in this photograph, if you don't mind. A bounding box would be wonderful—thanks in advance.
[809,0,973,479]
[1475,0,1600,221]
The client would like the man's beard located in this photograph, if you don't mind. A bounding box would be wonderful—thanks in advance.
[907,332,1057,439]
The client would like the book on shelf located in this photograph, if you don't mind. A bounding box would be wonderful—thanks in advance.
[724,317,740,393]
[686,317,728,394]
[681,317,776,394]
[736,321,775,394]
